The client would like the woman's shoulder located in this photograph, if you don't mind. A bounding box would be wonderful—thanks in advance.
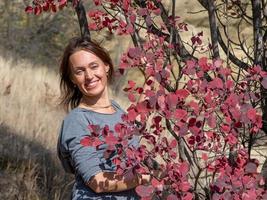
[63,107,90,125]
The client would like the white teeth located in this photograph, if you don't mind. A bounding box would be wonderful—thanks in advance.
[85,80,98,88]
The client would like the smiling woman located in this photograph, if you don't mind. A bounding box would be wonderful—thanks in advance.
[69,50,111,110]
[57,37,151,200]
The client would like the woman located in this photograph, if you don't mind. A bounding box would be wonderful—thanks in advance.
[57,37,151,199]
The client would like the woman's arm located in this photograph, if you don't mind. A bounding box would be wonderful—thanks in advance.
[86,171,151,193]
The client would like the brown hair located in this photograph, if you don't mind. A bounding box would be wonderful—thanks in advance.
[59,37,114,111]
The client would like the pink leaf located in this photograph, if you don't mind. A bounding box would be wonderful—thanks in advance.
[176,89,190,99]
[80,136,91,146]
[245,162,257,174]
[202,153,208,161]
[59,0,67,9]
[207,113,216,128]
[198,57,209,71]
[129,14,136,23]
[153,8,161,15]
[169,139,177,148]
[179,162,189,174]
[105,134,118,145]
[226,134,238,145]
[135,185,154,197]
[34,5,42,15]
[25,6,33,13]
[128,47,142,58]
[137,8,148,16]
[151,178,164,191]
[261,77,267,89]
[127,108,138,121]
[247,108,257,121]
[128,93,136,102]
[180,181,191,192]
[210,77,223,89]
[167,194,179,200]
[174,109,187,119]
[80,136,103,147]
[183,193,194,200]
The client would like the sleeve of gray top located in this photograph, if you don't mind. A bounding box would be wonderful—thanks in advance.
[61,113,103,183]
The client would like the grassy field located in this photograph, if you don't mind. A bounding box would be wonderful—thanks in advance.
[0,55,73,200]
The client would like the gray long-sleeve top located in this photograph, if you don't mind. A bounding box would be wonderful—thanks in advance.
[57,100,140,200]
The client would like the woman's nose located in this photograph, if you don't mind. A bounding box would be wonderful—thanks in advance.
[85,69,93,79]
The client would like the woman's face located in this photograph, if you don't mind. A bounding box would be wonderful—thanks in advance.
[69,50,110,99]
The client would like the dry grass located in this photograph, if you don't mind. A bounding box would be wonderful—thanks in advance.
[0,56,73,200]
[0,56,64,150]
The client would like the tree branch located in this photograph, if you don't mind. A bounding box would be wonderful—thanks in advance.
[74,0,90,40]
[251,0,263,65]
[207,0,220,59]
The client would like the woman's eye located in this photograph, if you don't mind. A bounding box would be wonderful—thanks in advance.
[75,70,83,75]
[91,65,98,69]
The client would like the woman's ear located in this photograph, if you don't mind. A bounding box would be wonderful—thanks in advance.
[105,64,110,74]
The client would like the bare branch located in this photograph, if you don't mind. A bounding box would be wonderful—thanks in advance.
[207,0,220,58]
[75,0,90,40]
[251,0,263,65]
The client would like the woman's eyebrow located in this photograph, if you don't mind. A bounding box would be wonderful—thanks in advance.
[72,66,85,70]
[88,61,98,66]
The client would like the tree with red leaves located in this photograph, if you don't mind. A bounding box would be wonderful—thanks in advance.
[26,0,267,199]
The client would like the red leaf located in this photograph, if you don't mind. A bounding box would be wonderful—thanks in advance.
[105,134,118,145]
[180,181,191,192]
[247,108,257,121]
[51,3,57,12]
[128,93,136,102]
[59,0,67,9]
[188,100,199,114]
[128,47,142,58]
[127,108,138,121]
[135,185,154,197]
[210,77,223,89]
[262,77,267,89]
[167,194,179,200]
[153,8,161,15]
[80,136,91,146]
[179,162,189,174]
[80,136,103,147]
[128,80,136,89]
[153,116,162,124]
[166,93,178,108]
[129,13,136,23]
[176,89,190,99]
[34,5,42,15]
[174,109,187,119]
[137,8,148,16]
[245,162,257,173]
[169,139,177,148]
[198,57,209,71]
[42,2,50,12]
[184,60,196,75]
[226,133,238,145]
[202,153,208,161]
[88,124,101,135]
[188,118,196,127]
[25,6,33,14]
[207,113,216,128]
[151,177,164,190]
[183,193,194,200]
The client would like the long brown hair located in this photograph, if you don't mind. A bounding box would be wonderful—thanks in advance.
[59,37,114,111]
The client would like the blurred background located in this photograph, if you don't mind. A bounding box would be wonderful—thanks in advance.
[1,0,265,199]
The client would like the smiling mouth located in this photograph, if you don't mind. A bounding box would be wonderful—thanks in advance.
[85,80,99,89]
